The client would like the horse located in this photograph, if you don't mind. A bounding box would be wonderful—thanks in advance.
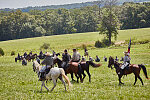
[54,57,102,83]
[26,53,37,61]
[33,61,72,92]
[80,61,102,82]
[108,56,149,85]
[53,58,83,83]
[15,56,22,62]
[22,58,27,66]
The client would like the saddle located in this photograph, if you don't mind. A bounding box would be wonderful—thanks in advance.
[69,62,79,67]
[39,68,51,81]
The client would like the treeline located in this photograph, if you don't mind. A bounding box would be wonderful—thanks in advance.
[0,2,150,41]
[0,0,149,12]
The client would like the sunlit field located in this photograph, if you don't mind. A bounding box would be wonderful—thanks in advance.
[0,28,150,99]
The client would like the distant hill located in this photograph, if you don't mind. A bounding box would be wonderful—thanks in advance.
[0,0,150,12]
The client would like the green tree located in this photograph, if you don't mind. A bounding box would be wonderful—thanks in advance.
[98,0,119,45]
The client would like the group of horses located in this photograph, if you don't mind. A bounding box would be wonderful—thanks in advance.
[17,50,149,92]
[15,51,46,65]
[33,53,102,92]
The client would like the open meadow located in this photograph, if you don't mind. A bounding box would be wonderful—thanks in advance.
[0,28,150,99]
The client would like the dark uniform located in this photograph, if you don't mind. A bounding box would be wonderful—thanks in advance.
[62,50,71,69]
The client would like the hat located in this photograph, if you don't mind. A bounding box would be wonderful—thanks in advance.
[73,48,76,51]
[123,51,128,54]
[45,52,52,56]
[64,49,67,52]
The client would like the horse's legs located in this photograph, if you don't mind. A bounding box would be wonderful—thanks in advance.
[77,67,83,83]
[86,69,91,82]
[51,78,57,92]
[75,74,79,83]
[43,81,49,91]
[137,75,144,85]
[134,75,137,85]
[40,81,44,92]
[59,75,67,91]
[78,73,83,83]
[118,75,124,85]
[82,71,86,81]
[71,73,75,81]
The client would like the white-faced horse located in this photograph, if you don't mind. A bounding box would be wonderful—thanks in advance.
[33,61,72,92]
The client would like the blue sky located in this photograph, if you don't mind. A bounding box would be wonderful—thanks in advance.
[0,0,95,9]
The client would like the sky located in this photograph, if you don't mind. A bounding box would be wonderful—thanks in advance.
[0,0,95,9]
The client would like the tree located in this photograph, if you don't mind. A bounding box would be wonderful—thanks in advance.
[98,0,119,45]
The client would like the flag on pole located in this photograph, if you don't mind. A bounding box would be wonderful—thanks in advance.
[128,38,131,54]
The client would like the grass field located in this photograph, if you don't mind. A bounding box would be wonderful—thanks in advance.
[0,28,150,100]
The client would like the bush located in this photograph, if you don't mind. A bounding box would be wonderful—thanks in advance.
[0,48,4,56]
[11,51,15,56]
[95,40,104,48]
[102,38,110,46]
[40,43,50,49]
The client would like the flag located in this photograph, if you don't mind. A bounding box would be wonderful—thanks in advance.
[128,38,131,54]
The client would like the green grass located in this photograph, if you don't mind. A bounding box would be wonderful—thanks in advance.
[0,28,150,100]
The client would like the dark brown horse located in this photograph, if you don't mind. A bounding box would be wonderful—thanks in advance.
[15,56,23,62]
[25,53,37,61]
[80,61,102,82]
[53,58,83,83]
[54,57,102,83]
[108,56,149,85]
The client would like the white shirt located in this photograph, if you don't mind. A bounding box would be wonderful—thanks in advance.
[72,52,81,61]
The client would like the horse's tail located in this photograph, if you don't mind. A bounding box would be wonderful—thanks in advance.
[88,61,102,68]
[139,64,149,79]
[60,68,72,90]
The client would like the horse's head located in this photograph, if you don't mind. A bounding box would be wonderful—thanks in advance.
[108,56,114,68]
[33,61,41,73]
[53,57,62,68]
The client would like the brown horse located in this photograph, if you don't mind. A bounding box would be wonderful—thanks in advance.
[25,53,37,61]
[108,56,149,85]
[54,57,102,83]
[53,58,83,83]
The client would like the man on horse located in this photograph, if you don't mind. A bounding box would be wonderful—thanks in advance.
[23,52,27,58]
[39,52,54,81]
[95,55,100,62]
[70,49,82,81]
[62,49,71,69]
[119,51,131,75]
[89,56,94,62]
[84,48,88,57]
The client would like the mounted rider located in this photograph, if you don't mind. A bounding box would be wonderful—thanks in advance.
[39,52,54,81]
[81,56,86,62]
[89,56,94,62]
[62,49,71,69]
[119,51,131,75]
[95,55,100,62]
[23,52,27,58]
[70,49,82,81]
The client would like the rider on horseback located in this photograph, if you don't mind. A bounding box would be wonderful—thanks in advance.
[39,52,54,81]
[62,49,71,69]
[70,49,82,81]
[119,51,131,75]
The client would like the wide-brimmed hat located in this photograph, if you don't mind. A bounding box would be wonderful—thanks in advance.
[45,52,52,56]
[123,51,128,54]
